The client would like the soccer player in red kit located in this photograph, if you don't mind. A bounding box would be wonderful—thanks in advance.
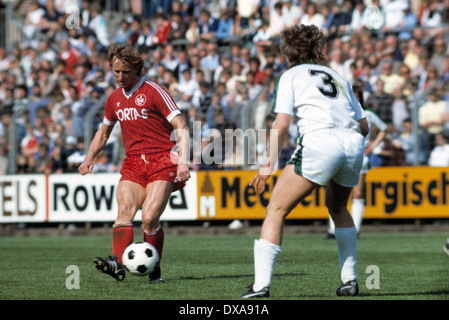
[78,44,190,282]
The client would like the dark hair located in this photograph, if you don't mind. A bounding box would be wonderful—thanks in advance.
[107,44,144,77]
[280,25,326,66]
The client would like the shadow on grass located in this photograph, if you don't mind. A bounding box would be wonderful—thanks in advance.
[358,289,449,298]
[176,272,309,281]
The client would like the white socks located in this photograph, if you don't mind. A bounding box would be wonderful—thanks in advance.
[252,229,357,289]
[328,217,335,235]
[335,226,358,283]
[351,199,365,233]
[328,199,365,235]
[253,239,282,291]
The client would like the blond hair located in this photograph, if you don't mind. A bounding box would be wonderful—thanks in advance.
[107,44,144,77]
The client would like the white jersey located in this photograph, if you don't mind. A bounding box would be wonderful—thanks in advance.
[272,64,366,135]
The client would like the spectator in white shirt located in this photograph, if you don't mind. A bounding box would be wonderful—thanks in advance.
[428,133,449,167]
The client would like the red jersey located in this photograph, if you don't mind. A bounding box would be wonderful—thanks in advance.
[103,77,181,156]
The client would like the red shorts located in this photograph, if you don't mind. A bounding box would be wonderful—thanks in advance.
[119,152,185,192]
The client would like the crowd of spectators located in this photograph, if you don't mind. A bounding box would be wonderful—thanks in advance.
[1,0,449,176]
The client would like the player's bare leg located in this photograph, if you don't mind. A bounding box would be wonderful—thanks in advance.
[325,179,359,296]
[260,165,318,246]
[242,165,317,298]
[141,180,174,283]
[93,180,145,281]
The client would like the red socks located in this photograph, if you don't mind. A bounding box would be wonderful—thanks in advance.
[112,222,164,271]
[143,225,164,270]
[112,223,133,264]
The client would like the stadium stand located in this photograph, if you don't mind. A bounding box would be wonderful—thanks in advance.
[1,0,449,175]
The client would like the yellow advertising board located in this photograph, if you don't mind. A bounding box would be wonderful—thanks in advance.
[196,167,449,220]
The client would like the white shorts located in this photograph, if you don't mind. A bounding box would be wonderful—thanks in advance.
[360,154,370,175]
[287,128,365,187]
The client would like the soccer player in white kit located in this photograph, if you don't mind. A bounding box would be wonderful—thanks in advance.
[327,83,387,238]
[241,25,369,298]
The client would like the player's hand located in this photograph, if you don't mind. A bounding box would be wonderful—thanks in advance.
[78,160,94,175]
[177,163,191,182]
[249,170,271,194]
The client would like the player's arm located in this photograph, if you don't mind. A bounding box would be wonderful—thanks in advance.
[250,112,291,193]
[365,113,387,154]
[170,114,191,182]
[251,72,293,193]
[358,118,369,138]
[78,123,114,175]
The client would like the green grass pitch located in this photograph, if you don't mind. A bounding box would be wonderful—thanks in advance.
[1,230,448,301]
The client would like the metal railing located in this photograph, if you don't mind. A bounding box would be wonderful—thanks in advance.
[83,94,108,155]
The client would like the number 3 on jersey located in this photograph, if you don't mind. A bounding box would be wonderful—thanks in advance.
[309,69,339,99]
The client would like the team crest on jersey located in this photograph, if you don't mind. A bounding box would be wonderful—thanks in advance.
[135,94,147,106]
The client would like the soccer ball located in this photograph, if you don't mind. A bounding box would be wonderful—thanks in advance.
[122,242,159,276]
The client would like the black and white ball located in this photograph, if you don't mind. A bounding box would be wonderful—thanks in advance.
[122,242,159,276]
